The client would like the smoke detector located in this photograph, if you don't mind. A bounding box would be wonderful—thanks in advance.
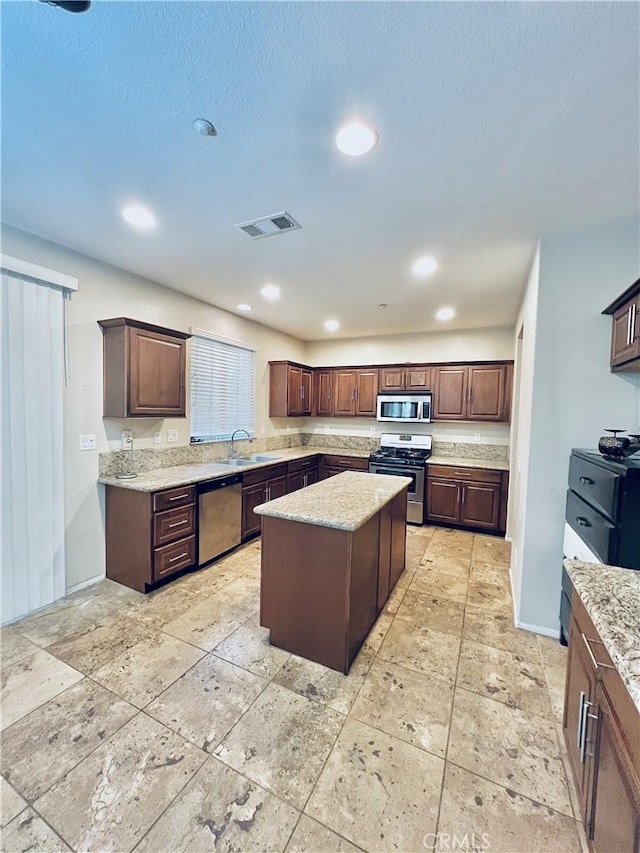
[235,211,301,239]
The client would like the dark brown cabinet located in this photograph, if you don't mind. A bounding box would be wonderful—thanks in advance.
[333,369,378,417]
[313,369,334,416]
[98,318,189,418]
[269,361,312,416]
[603,278,640,372]
[563,592,640,851]
[320,454,369,479]
[105,483,196,592]
[433,363,509,422]
[378,366,431,392]
[287,456,320,493]
[241,463,288,539]
[426,464,507,533]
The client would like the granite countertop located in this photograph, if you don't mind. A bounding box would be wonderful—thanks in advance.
[427,455,510,471]
[564,559,640,713]
[98,447,371,492]
[254,470,412,532]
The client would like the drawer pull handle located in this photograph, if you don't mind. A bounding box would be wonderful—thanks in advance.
[169,493,190,501]
[168,552,189,563]
[581,633,615,671]
[168,520,188,528]
[579,476,594,485]
[576,516,590,527]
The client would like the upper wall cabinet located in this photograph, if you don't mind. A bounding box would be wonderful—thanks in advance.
[269,361,312,417]
[313,369,334,417]
[378,366,432,392]
[98,318,190,418]
[433,363,511,422]
[333,368,378,417]
[603,278,640,372]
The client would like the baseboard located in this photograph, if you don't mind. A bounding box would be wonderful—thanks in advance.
[66,573,105,595]
[504,534,512,543]
[514,619,560,639]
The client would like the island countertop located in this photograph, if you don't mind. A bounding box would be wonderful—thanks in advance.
[564,559,640,713]
[254,470,411,532]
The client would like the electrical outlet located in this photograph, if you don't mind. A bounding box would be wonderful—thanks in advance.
[473,433,481,442]
[79,434,96,451]
[121,429,133,450]
[261,426,266,436]
[324,424,330,434]
[167,429,178,443]
[369,425,377,435]
[154,431,162,445]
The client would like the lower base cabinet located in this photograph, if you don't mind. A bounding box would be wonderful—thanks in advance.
[426,464,508,533]
[241,464,288,539]
[320,454,369,479]
[563,592,640,851]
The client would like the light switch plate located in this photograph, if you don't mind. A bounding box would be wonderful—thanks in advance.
[79,434,96,451]
[121,429,133,450]
[154,432,162,444]
[167,429,178,443]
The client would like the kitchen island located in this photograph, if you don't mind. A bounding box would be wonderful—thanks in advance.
[255,470,410,674]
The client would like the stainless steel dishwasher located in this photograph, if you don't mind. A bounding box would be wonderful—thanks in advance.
[197,474,243,567]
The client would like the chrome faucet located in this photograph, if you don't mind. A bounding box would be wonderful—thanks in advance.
[229,428,253,458]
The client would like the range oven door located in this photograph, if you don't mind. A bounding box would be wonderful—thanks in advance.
[369,463,424,524]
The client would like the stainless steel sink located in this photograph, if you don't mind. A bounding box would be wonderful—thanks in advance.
[220,454,281,466]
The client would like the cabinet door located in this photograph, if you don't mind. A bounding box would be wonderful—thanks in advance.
[433,367,468,420]
[242,483,267,538]
[467,365,506,421]
[300,369,312,416]
[305,467,319,487]
[287,366,302,416]
[460,482,500,529]
[563,619,597,815]
[611,299,640,368]
[589,683,640,850]
[267,475,288,501]
[405,366,432,391]
[314,370,334,416]
[334,370,356,416]
[426,478,460,524]
[379,368,405,391]
[128,327,186,416]
[287,471,307,494]
[355,369,378,417]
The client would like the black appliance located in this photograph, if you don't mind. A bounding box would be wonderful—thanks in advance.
[369,433,432,524]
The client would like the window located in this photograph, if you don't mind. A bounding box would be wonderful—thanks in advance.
[190,330,256,442]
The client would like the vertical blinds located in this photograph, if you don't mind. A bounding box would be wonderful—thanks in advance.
[190,332,256,442]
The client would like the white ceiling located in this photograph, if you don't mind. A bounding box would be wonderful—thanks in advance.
[2,2,638,341]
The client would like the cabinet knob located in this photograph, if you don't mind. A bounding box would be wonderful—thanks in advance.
[576,516,590,527]
[579,476,594,485]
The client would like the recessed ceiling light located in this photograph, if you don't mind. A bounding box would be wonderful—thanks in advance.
[237,304,253,312]
[324,319,340,332]
[378,303,388,309]
[121,204,156,230]
[411,255,438,278]
[193,118,217,137]
[260,283,281,301]
[436,306,455,322]
[335,121,378,156]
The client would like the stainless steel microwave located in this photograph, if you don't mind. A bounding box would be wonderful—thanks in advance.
[376,393,432,423]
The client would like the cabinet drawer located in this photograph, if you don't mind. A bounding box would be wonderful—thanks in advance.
[242,463,288,487]
[153,535,196,580]
[323,455,369,470]
[153,485,195,512]
[568,455,620,522]
[288,455,320,473]
[566,491,616,563]
[153,505,195,547]
[427,464,502,484]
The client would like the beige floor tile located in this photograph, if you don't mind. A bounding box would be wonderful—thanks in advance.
[466,578,513,613]
[1,776,27,827]
[472,534,511,566]
[350,659,453,757]
[0,628,41,670]
[360,611,394,656]
[382,583,407,615]
[378,620,461,684]
[162,593,256,651]
[305,718,444,852]
[90,631,205,708]
[554,722,581,821]
[457,639,554,719]
[123,583,201,632]
[135,756,299,853]
[469,561,511,587]
[436,763,581,852]
[395,589,464,637]
[35,713,206,853]
[45,615,152,675]
[285,814,364,853]
[1,679,136,801]
[273,646,373,715]
[146,654,268,753]
[213,613,291,679]
[447,689,572,816]
[214,682,344,810]
[408,570,469,604]
[463,603,540,659]
[0,649,83,731]
[538,635,568,721]
[418,553,471,580]
[1,807,71,851]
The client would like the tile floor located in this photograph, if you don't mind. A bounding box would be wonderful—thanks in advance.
[0,527,587,853]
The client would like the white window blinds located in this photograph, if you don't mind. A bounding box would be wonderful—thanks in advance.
[190,331,256,442]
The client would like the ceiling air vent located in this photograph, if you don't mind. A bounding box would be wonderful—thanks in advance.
[235,211,301,239]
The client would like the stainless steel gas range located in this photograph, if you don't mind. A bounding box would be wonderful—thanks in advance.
[368,433,432,524]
